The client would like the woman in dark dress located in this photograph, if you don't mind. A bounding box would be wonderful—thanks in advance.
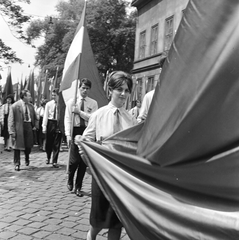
[78,71,137,240]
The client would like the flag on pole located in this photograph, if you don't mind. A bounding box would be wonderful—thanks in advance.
[53,66,59,89]
[59,0,108,108]
[20,74,24,92]
[2,67,14,103]
[26,70,35,104]
[15,81,19,101]
[42,69,50,100]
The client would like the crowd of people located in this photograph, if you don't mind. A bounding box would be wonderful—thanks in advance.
[0,70,154,240]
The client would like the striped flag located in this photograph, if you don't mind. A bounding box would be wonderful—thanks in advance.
[59,0,107,108]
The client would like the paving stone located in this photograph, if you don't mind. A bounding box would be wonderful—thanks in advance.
[57,227,77,236]
[44,218,63,225]
[4,224,23,232]
[0,222,10,230]
[73,224,89,231]
[59,221,77,228]
[17,226,39,235]
[0,230,17,239]
[20,213,35,220]
[32,230,52,239]
[41,224,62,232]
[7,210,25,217]
[47,213,68,219]
[10,233,33,240]
[1,216,18,223]
[45,233,75,240]
[29,215,49,222]
[27,221,46,229]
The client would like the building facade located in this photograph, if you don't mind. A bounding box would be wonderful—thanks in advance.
[131,0,188,101]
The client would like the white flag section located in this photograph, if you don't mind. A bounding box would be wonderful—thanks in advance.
[61,27,84,103]
[60,0,107,107]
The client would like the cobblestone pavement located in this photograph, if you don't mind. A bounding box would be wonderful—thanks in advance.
[0,138,130,240]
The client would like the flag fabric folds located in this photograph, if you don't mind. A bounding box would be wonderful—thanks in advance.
[77,0,239,239]
[60,1,108,108]
[42,69,50,101]
[26,70,35,104]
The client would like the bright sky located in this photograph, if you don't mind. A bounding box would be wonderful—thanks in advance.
[0,0,61,85]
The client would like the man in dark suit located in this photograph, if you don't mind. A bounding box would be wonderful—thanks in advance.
[8,90,37,171]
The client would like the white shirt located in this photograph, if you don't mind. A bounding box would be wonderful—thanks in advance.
[64,95,98,137]
[137,89,155,123]
[21,99,31,122]
[42,100,57,132]
[83,102,138,142]
[36,106,45,119]
[128,106,140,119]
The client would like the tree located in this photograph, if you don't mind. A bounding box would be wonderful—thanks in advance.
[87,0,136,75]
[26,0,136,82]
[0,0,31,68]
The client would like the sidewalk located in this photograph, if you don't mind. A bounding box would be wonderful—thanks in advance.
[0,137,130,240]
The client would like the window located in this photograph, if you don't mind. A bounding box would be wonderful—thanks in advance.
[164,16,174,51]
[139,31,146,59]
[147,76,154,92]
[150,24,158,56]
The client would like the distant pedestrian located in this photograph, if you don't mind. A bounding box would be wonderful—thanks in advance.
[36,99,47,151]
[42,88,62,168]
[128,99,141,119]
[0,94,14,151]
[137,89,155,123]
[8,90,37,171]
[64,78,98,196]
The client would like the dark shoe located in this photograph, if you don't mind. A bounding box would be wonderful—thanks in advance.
[15,165,20,171]
[25,161,30,166]
[75,189,83,197]
[46,159,50,164]
[52,163,59,168]
[67,183,73,191]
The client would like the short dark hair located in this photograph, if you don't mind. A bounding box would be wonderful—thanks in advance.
[108,71,133,93]
[52,88,59,95]
[20,90,30,99]
[79,78,92,88]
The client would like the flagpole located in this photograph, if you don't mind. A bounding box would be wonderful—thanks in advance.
[67,0,87,172]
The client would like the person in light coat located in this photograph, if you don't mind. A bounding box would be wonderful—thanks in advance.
[8,90,37,171]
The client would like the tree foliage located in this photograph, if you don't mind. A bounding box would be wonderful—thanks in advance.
[0,0,31,67]
[26,0,136,82]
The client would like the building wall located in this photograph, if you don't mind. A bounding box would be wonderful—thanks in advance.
[132,0,188,100]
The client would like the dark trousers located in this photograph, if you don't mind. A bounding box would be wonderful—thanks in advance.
[68,126,87,190]
[14,122,33,166]
[38,117,45,148]
[14,148,31,166]
[45,120,62,163]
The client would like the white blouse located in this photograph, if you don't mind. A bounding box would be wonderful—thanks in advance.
[83,102,138,142]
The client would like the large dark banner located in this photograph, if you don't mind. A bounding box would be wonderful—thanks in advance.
[77,0,239,239]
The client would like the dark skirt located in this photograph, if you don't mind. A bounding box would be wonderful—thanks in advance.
[90,177,122,229]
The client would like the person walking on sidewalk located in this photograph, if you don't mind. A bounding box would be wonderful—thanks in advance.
[64,78,98,196]
[77,71,137,240]
[42,88,62,168]
[8,90,37,171]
